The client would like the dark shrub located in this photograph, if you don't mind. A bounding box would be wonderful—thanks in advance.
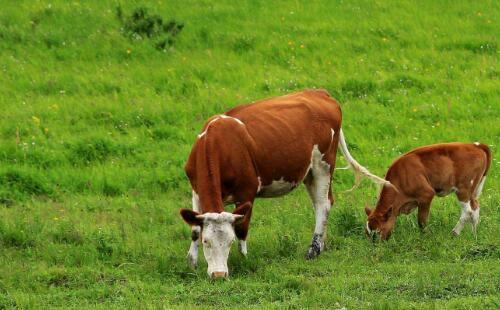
[116,6,184,50]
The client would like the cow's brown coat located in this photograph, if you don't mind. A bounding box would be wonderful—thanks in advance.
[184,89,341,241]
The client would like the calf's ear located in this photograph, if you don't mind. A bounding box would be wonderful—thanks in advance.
[232,202,252,224]
[364,205,373,216]
[180,209,204,226]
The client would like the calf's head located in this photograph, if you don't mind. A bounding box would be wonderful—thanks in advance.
[364,206,396,241]
[180,203,251,278]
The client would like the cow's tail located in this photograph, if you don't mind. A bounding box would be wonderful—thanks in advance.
[337,128,393,191]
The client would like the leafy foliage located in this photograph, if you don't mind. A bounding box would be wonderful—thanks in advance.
[116,6,184,50]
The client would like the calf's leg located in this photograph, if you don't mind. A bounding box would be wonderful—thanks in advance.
[452,200,473,236]
[470,176,486,235]
[417,189,434,229]
[470,199,480,236]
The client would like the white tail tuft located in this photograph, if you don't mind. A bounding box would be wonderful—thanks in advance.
[338,128,394,191]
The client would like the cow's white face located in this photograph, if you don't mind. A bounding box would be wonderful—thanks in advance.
[199,212,239,278]
[180,205,252,279]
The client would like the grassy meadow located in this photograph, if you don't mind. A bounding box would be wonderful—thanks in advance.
[0,0,499,308]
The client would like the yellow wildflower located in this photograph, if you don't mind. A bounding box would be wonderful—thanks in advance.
[32,116,40,125]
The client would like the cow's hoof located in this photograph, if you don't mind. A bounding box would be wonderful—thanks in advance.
[187,254,198,269]
[238,240,248,257]
[451,229,460,236]
[306,246,321,260]
[306,234,322,259]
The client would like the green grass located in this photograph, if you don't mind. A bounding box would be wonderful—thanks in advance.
[0,0,499,308]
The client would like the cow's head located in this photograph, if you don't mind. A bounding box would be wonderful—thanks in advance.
[180,203,251,278]
[364,206,396,241]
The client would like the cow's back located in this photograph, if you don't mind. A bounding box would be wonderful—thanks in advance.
[225,89,342,186]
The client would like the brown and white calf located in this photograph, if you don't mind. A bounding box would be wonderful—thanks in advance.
[180,89,388,278]
[365,142,491,240]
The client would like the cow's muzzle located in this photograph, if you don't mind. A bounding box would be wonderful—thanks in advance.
[211,271,228,279]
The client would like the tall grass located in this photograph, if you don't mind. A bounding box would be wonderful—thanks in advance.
[0,0,498,308]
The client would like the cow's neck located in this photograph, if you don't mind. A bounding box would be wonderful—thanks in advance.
[195,137,225,213]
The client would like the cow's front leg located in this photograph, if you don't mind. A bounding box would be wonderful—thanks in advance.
[234,201,254,257]
[304,158,332,260]
[187,226,200,268]
[238,239,247,256]
[187,191,201,268]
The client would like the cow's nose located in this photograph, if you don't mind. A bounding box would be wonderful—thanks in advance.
[211,271,228,279]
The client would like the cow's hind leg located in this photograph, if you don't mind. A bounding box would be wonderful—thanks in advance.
[304,152,332,260]
[187,191,201,268]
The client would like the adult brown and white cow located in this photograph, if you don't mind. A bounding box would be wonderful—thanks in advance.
[365,142,491,241]
[180,89,389,278]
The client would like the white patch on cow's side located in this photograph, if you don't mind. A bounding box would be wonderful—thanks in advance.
[330,128,335,145]
[474,142,480,146]
[187,191,202,268]
[256,176,262,193]
[220,114,244,125]
[304,145,332,257]
[257,177,297,197]
[452,200,472,235]
[238,239,247,256]
[196,212,240,277]
[474,177,486,198]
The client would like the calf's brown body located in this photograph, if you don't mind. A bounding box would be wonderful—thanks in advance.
[365,142,491,240]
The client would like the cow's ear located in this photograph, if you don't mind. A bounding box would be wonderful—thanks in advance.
[364,205,373,216]
[383,208,393,220]
[180,209,204,226]
[233,202,252,225]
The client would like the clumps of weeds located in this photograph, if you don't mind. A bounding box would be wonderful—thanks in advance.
[116,5,184,51]
[440,41,497,55]
[51,221,85,245]
[277,233,300,258]
[0,220,38,248]
[461,244,499,260]
[68,136,134,165]
[341,79,376,99]
[90,228,123,260]
[383,74,426,91]
[0,169,53,203]
[332,207,363,237]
